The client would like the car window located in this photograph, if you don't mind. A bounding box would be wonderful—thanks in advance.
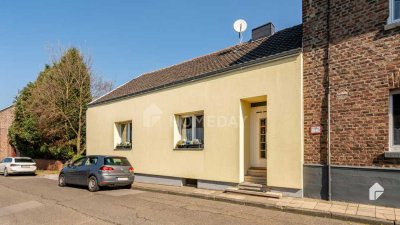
[4,158,12,163]
[15,158,34,163]
[104,157,131,166]
[85,157,98,166]
[72,157,86,166]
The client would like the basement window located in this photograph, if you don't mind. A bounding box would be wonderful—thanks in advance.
[389,0,400,24]
[115,121,132,150]
[175,113,204,149]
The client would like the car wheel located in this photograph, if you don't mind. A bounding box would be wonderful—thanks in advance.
[4,168,8,177]
[58,174,66,187]
[88,176,99,192]
[123,184,132,189]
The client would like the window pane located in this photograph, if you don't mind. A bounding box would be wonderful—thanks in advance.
[121,124,127,143]
[393,94,400,145]
[126,123,132,143]
[73,158,86,166]
[395,0,400,20]
[195,115,204,144]
[15,158,34,163]
[104,157,131,166]
[181,117,192,140]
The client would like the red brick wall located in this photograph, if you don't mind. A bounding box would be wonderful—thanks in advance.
[303,0,400,167]
[0,106,16,159]
[33,159,64,171]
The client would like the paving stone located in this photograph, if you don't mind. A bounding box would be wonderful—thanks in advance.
[301,202,317,210]
[330,205,347,214]
[357,209,376,217]
[376,212,396,221]
[314,202,332,211]
[376,207,395,215]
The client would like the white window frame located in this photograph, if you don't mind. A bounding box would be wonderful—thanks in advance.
[174,112,204,149]
[114,121,132,149]
[389,90,400,151]
[389,0,400,24]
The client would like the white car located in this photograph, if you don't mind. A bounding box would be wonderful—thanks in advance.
[0,157,37,176]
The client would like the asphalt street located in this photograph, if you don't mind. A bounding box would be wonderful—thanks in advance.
[0,175,361,225]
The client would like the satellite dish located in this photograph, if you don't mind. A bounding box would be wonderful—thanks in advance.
[233,19,247,33]
[233,19,247,43]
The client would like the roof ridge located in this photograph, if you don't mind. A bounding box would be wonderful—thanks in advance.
[118,26,295,86]
[91,23,303,106]
[129,24,302,81]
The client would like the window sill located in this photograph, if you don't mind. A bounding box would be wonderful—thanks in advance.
[385,21,400,30]
[114,147,132,151]
[173,148,204,151]
[384,151,400,158]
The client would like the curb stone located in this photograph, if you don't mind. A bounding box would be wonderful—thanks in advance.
[133,185,395,225]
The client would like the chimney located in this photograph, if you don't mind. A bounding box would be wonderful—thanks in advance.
[252,22,275,40]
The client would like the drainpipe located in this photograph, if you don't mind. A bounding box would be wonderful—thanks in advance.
[327,0,332,202]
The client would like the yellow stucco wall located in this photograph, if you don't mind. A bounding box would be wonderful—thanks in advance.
[87,54,303,189]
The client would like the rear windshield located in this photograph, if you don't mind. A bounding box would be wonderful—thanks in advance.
[104,157,131,166]
[15,158,34,163]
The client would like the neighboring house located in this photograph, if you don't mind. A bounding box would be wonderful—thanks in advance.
[303,0,400,207]
[87,23,304,196]
[0,105,16,159]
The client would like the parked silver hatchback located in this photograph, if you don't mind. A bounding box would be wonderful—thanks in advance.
[58,155,134,192]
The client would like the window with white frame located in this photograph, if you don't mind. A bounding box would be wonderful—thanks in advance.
[115,121,132,150]
[389,0,400,23]
[175,113,204,149]
[390,91,400,151]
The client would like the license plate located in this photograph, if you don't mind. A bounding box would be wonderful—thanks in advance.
[21,165,30,168]
[117,177,129,181]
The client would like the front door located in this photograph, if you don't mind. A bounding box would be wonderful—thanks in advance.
[250,106,267,167]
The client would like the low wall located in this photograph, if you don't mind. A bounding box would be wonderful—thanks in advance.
[304,164,400,208]
[34,159,64,171]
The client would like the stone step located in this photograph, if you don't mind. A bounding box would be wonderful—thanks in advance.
[249,167,266,170]
[225,187,282,199]
[239,182,265,188]
[247,169,267,177]
[238,184,266,192]
[244,176,266,184]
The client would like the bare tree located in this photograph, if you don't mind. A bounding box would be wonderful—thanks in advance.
[91,75,114,100]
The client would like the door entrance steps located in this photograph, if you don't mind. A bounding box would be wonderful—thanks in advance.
[244,167,266,184]
[225,167,282,199]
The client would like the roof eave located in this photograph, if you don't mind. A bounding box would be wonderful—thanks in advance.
[88,48,302,108]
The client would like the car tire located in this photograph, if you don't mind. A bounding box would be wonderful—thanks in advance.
[88,176,99,192]
[123,184,132,189]
[4,168,8,177]
[58,174,66,187]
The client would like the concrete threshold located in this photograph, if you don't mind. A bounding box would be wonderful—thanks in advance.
[132,182,396,225]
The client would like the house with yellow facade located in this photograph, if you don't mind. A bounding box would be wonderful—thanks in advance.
[87,23,304,197]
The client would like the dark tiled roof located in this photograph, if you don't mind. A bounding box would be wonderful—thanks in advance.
[91,24,302,106]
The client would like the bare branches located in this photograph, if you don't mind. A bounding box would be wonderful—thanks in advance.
[91,75,115,100]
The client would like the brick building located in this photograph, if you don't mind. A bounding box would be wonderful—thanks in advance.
[303,0,400,207]
[0,106,16,159]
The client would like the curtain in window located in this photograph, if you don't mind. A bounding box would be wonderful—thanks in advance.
[393,94,400,145]
[181,117,192,141]
[125,123,132,144]
[121,124,127,144]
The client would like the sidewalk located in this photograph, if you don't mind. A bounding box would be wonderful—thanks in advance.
[132,182,399,225]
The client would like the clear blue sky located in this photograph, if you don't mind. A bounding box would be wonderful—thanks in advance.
[0,0,301,109]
